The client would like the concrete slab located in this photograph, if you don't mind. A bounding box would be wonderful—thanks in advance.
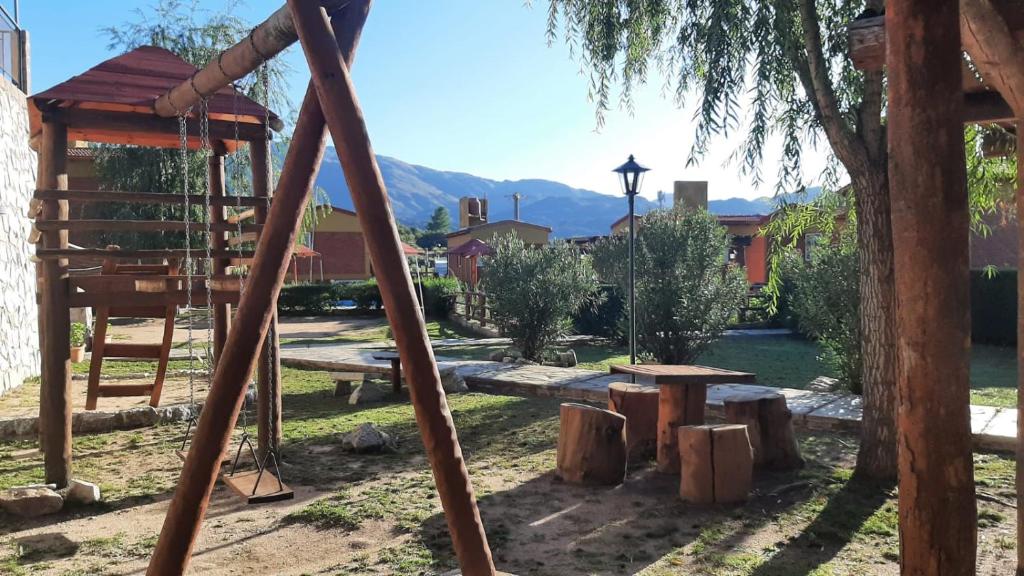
[805,394,863,432]
[976,408,1017,452]
[970,404,999,436]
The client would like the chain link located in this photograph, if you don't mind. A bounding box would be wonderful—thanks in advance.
[178,114,196,410]
[260,62,277,455]
[200,98,215,386]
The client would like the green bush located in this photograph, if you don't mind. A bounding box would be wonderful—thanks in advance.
[278,277,459,317]
[417,276,461,317]
[483,233,597,361]
[592,208,748,364]
[971,269,1016,345]
[278,283,338,315]
[572,284,625,341]
[789,229,862,393]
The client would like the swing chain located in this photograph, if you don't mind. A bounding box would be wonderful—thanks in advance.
[200,97,215,380]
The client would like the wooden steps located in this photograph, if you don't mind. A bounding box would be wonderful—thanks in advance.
[102,343,164,359]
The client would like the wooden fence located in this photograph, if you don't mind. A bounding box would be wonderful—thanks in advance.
[453,291,492,327]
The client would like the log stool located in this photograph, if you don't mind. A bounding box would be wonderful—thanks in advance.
[723,392,804,470]
[607,382,659,463]
[331,372,365,397]
[555,403,627,485]
[678,424,753,504]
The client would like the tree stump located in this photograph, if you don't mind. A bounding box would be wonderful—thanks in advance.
[723,392,804,470]
[607,382,659,463]
[657,383,707,473]
[556,403,627,485]
[678,424,753,504]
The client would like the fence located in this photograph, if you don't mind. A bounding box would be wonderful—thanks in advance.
[0,2,27,93]
[453,291,492,327]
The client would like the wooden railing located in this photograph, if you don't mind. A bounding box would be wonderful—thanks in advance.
[453,291,491,327]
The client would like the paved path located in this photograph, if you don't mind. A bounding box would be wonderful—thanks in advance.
[280,342,1016,452]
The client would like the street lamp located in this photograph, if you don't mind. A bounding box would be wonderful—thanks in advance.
[613,154,649,366]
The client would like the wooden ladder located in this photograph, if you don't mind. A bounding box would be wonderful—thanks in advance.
[85,261,179,410]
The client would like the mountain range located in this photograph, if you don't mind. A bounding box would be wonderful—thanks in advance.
[315,151,820,238]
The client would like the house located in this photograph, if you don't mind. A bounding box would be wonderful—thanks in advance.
[446,196,552,285]
[301,205,372,281]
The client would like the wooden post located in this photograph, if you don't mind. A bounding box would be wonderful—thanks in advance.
[37,119,71,488]
[251,137,283,459]
[287,2,496,574]
[1017,127,1024,576]
[209,149,229,362]
[146,5,371,575]
[887,0,977,573]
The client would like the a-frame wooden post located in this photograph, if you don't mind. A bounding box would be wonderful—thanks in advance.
[887,0,977,572]
[286,2,495,573]
[146,5,370,574]
[209,146,229,361]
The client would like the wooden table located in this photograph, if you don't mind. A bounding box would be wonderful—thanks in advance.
[610,364,756,473]
[372,351,402,394]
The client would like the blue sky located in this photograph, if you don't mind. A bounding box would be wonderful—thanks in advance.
[19,0,832,201]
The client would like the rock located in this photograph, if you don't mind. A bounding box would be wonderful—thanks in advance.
[0,486,64,517]
[66,479,101,506]
[558,350,578,368]
[341,423,395,453]
[440,368,468,393]
[115,407,159,429]
[487,350,506,362]
[348,380,391,405]
[157,404,195,425]
[807,376,840,392]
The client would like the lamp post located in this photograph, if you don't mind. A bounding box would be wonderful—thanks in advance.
[613,154,649,366]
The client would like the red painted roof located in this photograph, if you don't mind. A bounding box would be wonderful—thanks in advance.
[448,238,494,257]
[401,242,424,256]
[31,46,278,124]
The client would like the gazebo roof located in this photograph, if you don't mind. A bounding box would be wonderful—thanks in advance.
[448,238,493,257]
[28,46,282,152]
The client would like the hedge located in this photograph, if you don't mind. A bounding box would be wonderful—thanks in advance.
[971,269,1016,345]
[277,277,460,317]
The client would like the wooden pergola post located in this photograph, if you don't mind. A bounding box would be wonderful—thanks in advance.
[1017,127,1024,576]
[37,118,72,489]
[287,2,496,574]
[209,148,229,361]
[146,5,370,574]
[251,137,283,457]
[887,0,977,572]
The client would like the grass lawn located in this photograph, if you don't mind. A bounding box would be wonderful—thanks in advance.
[2,365,1017,575]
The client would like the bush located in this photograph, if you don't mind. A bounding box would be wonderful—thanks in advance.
[592,208,747,364]
[483,233,597,361]
[278,278,459,317]
[70,322,87,348]
[417,276,461,317]
[789,230,862,392]
[277,283,338,315]
[571,285,625,341]
[971,269,1016,345]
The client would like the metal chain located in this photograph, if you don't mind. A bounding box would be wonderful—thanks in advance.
[260,62,278,455]
[200,98,215,385]
[231,79,250,433]
[178,113,196,410]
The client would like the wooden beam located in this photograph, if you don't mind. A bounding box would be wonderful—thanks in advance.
[1017,123,1024,576]
[68,290,239,309]
[887,0,977,572]
[964,90,1016,123]
[36,248,254,260]
[848,15,885,71]
[145,5,371,574]
[33,220,261,233]
[961,0,1024,114]
[289,2,496,575]
[45,108,271,144]
[35,188,268,207]
[152,0,348,122]
[38,120,72,489]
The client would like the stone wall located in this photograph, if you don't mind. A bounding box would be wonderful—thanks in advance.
[0,75,39,395]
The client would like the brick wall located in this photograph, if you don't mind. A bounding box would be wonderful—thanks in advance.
[308,231,370,280]
[0,76,40,395]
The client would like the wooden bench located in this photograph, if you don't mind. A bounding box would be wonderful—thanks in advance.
[330,372,365,397]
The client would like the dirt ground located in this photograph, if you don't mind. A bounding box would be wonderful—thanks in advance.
[0,371,1018,575]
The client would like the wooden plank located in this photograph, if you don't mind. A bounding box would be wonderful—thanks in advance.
[96,384,156,397]
[887,0,978,571]
[961,0,1024,114]
[69,290,240,308]
[147,6,372,573]
[228,232,258,246]
[47,107,272,143]
[227,208,256,224]
[103,343,164,359]
[289,2,496,573]
[35,188,268,207]
[610,364,756,385]
[38,248,255,260]
[34,219,261,233]
[221,469,294,504]
[70,274,235,292]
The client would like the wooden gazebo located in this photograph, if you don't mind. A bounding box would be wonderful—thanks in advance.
[28,44,290,482]
[852,1,1024,573]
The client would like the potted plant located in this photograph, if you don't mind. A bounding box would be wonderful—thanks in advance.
[70,322,87,363]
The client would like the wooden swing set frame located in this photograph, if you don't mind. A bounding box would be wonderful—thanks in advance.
[32,1,497,574]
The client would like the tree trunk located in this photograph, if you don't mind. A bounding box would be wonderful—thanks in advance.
[852,169,899,482]
[556,403,627,485]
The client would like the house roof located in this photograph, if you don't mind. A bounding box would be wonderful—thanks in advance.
[401,242,424,256]
[447,238,494,257]
[293,244,320,258]
[446,219,552,238]
[28,46,281,151]
[322,204,358,217]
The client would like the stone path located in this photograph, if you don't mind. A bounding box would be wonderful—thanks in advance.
[280,342,1017,452]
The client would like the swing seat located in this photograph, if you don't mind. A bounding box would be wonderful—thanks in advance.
[222,469,294,504]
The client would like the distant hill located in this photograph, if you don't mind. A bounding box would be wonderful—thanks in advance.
[315,151,819,238]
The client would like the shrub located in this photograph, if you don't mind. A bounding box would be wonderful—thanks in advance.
[417,276,461,317]
[278,278,459,317]
[482,233,597,361]
[70,322,88,348]
[278,283,338,315]
[571,284,625,341]
[591,208,747,364]
[789,229,862,392]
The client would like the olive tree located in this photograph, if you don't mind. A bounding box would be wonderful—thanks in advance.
[482,234,597,361]
[592,208,747,364]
